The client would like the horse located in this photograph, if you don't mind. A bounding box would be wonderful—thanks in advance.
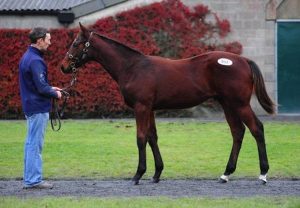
[60,23,275,185]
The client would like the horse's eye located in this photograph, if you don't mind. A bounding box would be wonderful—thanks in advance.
[73,43,79,48]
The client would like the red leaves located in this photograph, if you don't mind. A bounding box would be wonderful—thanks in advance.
[0,0,242,118]
[214,14,231,37]
[193,5,209,18]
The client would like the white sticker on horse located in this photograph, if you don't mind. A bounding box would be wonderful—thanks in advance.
[218,58,233,66]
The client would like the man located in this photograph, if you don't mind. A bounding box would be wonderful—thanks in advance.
[19,27,62,189]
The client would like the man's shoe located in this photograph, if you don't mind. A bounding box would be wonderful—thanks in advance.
[23,181,54,189]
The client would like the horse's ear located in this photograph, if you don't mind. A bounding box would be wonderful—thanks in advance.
[79,22,84,30]
[79,22,89,38]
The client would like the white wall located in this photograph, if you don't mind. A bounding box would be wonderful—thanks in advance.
[72,0,163,27]
[0,15,62,29]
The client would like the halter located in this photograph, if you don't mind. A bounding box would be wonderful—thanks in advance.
[67,32,94,74]
[50,33,94,131]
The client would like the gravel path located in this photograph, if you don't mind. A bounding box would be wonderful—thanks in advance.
[1,179,300,198]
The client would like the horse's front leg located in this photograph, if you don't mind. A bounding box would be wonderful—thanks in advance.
[132,103,151,185]
[148,111,164,183]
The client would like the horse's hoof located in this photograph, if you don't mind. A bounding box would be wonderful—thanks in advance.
[258,174,267,185]
[219,175,229,183]
[151,178,160,183]
[259,179,267,185]
[131,179,140,185]
[218,178,228,183]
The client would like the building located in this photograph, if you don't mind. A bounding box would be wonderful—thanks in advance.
[0,0,161,28]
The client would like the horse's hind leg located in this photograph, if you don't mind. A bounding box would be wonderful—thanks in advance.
[237,105,269,184]
[220,104,246,183]
[148,111,164,183]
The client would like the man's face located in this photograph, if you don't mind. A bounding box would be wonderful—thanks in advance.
[37,33,51,51]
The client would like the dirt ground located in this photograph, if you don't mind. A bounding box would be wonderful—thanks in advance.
[1,178,300,198]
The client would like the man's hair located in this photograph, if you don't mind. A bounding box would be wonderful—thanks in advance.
[29,27,49,43]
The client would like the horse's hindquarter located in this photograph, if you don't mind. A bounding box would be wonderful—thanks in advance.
[203,52,253,104]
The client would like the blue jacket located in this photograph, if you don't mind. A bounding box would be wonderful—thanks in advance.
[19,46,58,116]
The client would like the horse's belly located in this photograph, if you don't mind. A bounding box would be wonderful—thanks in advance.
[153,94,210,110]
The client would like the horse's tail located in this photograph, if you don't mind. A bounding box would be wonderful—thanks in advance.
[247,59,275,114]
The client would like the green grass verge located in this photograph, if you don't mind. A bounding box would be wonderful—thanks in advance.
[0,196,300,208]
[0,120,299,179]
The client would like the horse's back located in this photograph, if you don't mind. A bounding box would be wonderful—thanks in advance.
[147,51,252,91]
[126,52,253,109]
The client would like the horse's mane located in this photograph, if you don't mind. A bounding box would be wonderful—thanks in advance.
[93,32,143,56]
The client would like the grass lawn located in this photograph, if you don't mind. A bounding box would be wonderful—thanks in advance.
[0,119,299,207]
[0,119,299,179]
[1,196,300,208]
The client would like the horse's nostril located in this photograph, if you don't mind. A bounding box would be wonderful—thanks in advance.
[61,65,65,72]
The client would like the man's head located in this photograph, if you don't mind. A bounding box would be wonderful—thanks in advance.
[29,27,51,51]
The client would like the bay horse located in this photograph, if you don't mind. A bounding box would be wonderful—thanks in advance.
[60,23,275,185]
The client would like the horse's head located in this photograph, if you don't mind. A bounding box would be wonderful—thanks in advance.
[61,23,93,74]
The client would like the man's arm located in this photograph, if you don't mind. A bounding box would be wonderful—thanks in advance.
[31,60,61,99]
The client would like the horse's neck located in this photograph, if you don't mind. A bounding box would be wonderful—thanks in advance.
[92,35,142,82]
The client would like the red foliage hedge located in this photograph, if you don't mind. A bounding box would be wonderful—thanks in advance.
[0,0,242,119]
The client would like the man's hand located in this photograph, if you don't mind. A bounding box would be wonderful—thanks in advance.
[52,86,62,99]
[52,87,62,91]
[56,91,62,99]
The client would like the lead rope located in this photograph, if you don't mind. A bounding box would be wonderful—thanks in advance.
[50,73,77,131]
[50,90,70,131]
